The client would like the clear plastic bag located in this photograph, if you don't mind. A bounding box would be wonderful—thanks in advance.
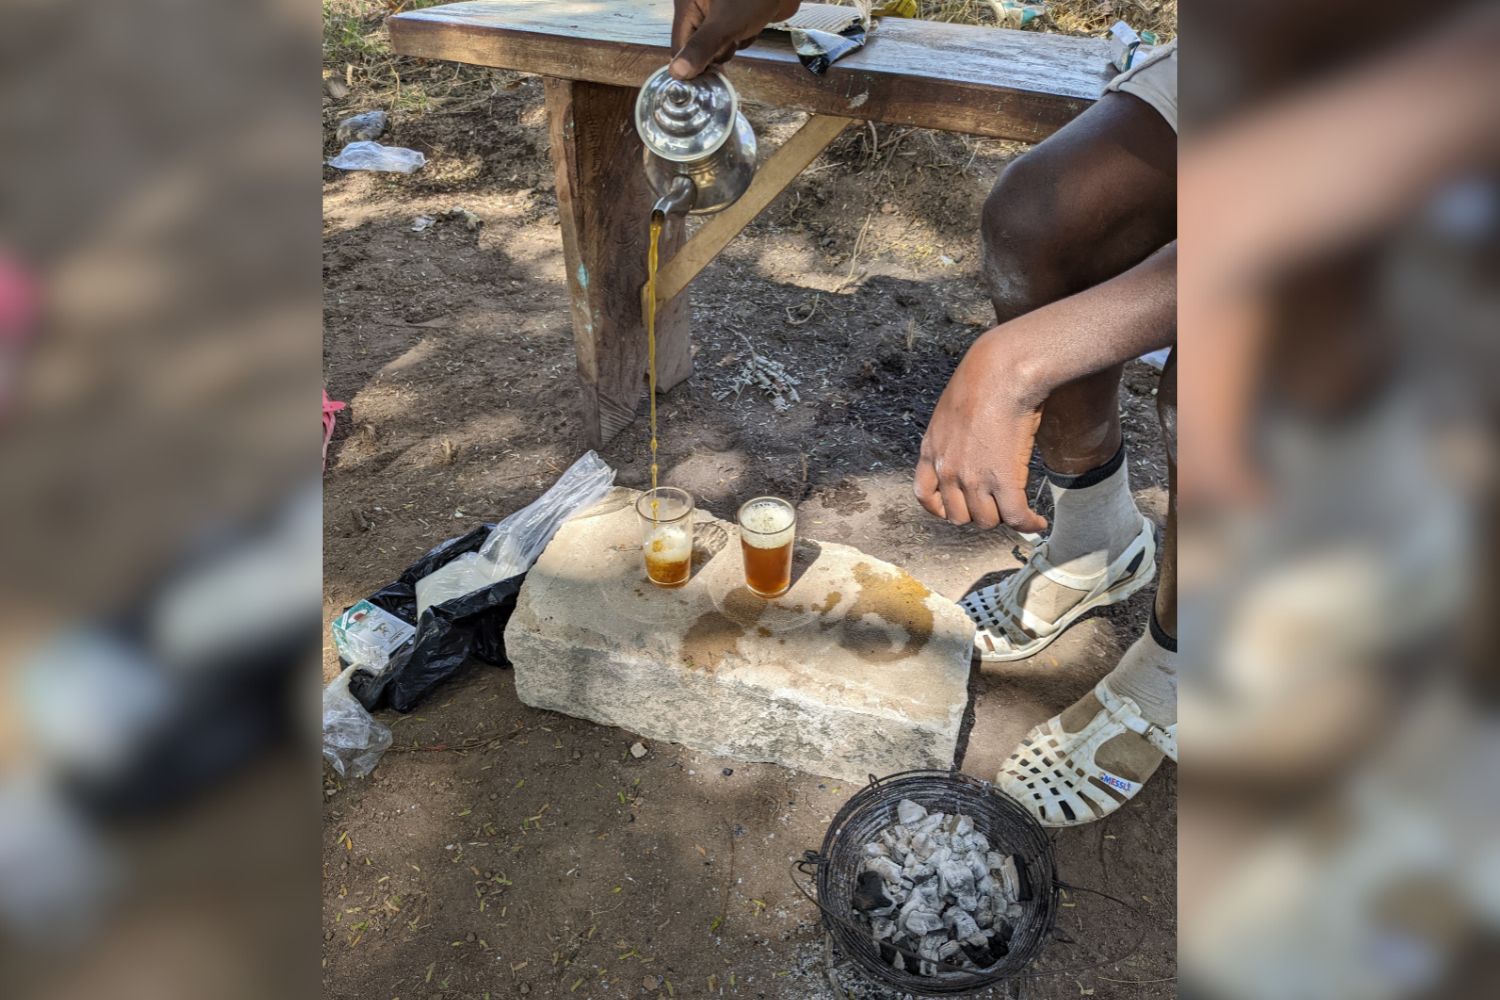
[322,665,392,778]
[326,141,426,174]
[345,451,616,713]
[478,450,616,576]
[410,450,614,615]
[414,551,492,618]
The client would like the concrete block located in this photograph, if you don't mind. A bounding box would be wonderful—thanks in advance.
[504,489,975,781]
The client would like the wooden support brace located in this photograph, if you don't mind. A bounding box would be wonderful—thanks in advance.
[545,76,691,448]
[650,114,853,309]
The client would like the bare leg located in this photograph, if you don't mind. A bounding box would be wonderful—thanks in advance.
[981,92,1176,473]
[1155,350,1177,636]
[1044,353,1177,815]
[964,94,1177,652]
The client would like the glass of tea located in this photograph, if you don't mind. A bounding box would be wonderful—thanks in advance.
[737,496,796,598]
[637,487,694,588]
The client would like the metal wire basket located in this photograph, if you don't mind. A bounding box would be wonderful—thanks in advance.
[793,769,1059,997]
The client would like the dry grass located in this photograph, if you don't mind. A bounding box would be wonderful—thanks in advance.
[888,1,1175,39]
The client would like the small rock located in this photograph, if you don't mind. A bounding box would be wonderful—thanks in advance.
[411,215,436,232]
[571,749,582,759]
[642,975,658,990]
[324,77,349,100]
[446,206,482,230]
[519,985,530,995]
[336,110,389,144]
[466,931,476,942]
[630,741,648,758]
[721,767,733,777]
[880,201,895,214]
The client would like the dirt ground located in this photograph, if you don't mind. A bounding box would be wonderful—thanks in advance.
[322,69,1175,999]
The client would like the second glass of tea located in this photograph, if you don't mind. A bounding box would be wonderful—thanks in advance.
[737,496,796,598]
[637,487,694,588]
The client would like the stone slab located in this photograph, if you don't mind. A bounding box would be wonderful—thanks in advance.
[505,488,976,781]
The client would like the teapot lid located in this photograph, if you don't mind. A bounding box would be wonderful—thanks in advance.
[634,66,739,163]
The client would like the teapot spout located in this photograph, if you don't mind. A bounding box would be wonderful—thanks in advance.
[652,175,696,218]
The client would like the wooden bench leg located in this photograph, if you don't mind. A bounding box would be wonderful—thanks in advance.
[545,77,691,448]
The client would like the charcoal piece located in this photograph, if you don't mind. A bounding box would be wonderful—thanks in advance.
[912,811,944,835]
[943,907,980,940]
[896,799,927,825]
[864,856,903,883]
[903,908,944,936]
[993,918,1014,948]
[852,870,893,912]
[959,940,992,967]
[998,855,1021,902]
[936,859,975,896]
[1014,857,1032,901]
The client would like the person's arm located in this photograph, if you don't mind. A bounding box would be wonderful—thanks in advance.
[669,0,801,79]
[915,242,1175,532]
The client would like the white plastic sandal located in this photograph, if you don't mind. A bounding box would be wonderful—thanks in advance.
[996,678,1177,827]
[961,517,1157,662]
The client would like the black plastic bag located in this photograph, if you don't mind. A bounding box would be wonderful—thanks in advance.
[347,523,524,713]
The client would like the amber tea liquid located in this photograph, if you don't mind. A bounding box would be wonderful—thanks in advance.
[738,498,796,598]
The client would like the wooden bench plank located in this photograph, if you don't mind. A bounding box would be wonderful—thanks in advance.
[390,1,1118,143]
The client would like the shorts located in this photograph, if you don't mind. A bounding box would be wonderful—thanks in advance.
[1106,38,1178,134]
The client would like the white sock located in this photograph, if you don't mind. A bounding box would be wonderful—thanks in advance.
[1043,446,1144,577]
[1106,614,1178,727]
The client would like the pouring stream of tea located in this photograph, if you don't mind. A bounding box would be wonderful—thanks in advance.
[646,211,663,520]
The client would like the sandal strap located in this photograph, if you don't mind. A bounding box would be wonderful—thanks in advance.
[997,709,1141,826]
[1095,679,1178,763]
[965,517,1157,660]
[1029,518,1155,592]
[993,517,1155,635]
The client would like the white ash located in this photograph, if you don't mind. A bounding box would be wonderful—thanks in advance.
[713,334,801,411]
[852,799,1024,978]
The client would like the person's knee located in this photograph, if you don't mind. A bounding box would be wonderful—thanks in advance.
[981,151,1065,309]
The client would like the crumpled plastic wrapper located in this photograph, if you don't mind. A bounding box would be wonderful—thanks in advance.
[766,7,869,76]
[326,140,426,174]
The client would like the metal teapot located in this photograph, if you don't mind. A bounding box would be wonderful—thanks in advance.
[634,66,757,217]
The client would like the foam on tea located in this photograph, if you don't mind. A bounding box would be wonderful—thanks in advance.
[644,522,692,587]
[739,500,795,549]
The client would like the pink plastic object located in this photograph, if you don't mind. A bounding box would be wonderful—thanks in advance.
[323,389,347,470]
[0,251,37,341]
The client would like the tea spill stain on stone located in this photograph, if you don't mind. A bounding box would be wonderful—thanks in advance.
[839,562,935,664]
[682,611,744,672]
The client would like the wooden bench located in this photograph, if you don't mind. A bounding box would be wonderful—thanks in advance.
[389,0,1118,446]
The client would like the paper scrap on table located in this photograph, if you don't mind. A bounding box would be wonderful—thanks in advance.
[765,7,868,75]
